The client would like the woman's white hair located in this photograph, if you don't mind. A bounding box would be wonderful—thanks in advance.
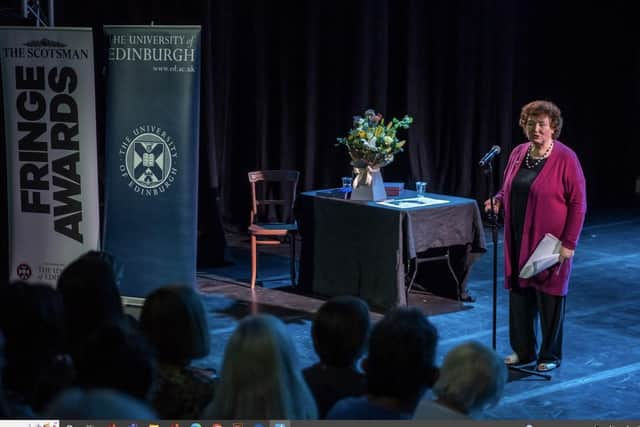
[432,341,507,415]
[203,314,317,419]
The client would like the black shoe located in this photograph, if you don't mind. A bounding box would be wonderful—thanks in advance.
[460,293,476,303]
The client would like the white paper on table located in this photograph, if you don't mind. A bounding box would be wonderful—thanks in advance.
[519,233,562,279]
[377,196,450,209]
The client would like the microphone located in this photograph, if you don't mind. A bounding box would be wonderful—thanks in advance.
[479,145,501,167]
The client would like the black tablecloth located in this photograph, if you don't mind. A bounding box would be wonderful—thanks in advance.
[297,189,486,310]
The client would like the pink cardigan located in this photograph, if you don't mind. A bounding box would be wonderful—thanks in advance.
[495,141,587,296]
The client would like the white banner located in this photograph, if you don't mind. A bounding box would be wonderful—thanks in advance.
[0,27,99,285]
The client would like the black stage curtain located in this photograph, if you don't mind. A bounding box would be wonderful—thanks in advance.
[2,0,639,274]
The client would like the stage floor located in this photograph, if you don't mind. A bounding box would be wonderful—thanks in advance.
[144,207,640,420]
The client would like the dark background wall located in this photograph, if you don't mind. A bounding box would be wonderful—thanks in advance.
[58,0,640,214]
[2,0,640,277]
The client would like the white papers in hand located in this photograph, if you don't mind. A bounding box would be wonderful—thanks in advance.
[519,233,561,279]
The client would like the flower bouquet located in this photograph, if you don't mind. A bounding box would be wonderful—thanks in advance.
[336,109,413,200]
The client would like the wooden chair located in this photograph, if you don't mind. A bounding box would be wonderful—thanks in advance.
[248,170,299,288]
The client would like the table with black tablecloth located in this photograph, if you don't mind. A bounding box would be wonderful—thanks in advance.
[296,189,487,310]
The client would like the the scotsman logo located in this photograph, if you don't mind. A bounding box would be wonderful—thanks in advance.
[119,125,178,196]
[1,39,89,60]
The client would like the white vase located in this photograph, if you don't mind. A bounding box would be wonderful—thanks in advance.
[351,167,386,201]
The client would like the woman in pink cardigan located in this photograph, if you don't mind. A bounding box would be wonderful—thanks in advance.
[484,100,587,372]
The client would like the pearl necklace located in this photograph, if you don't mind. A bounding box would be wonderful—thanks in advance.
[525,141,553,169]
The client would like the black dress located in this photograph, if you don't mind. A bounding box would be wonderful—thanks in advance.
[509,157,547,286]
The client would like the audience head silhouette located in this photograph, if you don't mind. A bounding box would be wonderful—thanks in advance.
[139,285,215,418]
[205,314,317,419]
[75,319,156,401]
[57,251,124,358]
[304,297,370,418]
[365,307,439,409]
[326,307,439,419]
[139,284,210,366]
[312,296,370,368]
[432,341,507,417]
[0,281,70,412]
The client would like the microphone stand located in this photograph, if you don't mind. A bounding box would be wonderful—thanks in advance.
[482,160,551,381]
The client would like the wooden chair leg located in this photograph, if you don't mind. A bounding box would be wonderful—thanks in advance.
[250,235,257,289]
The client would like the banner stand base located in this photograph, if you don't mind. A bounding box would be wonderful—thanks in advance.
[121,296,144,320]
[121,296,145,307]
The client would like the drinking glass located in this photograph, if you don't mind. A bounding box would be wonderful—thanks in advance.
[341,176,353,192]
[416,181,427,195]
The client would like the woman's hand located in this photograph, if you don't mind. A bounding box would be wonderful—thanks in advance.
[559,245,575,263]
[483,197,501,214]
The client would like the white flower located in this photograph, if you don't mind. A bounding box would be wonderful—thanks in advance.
[364,136,378,150]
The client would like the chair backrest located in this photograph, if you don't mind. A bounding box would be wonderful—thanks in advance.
[248,170,299,225]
